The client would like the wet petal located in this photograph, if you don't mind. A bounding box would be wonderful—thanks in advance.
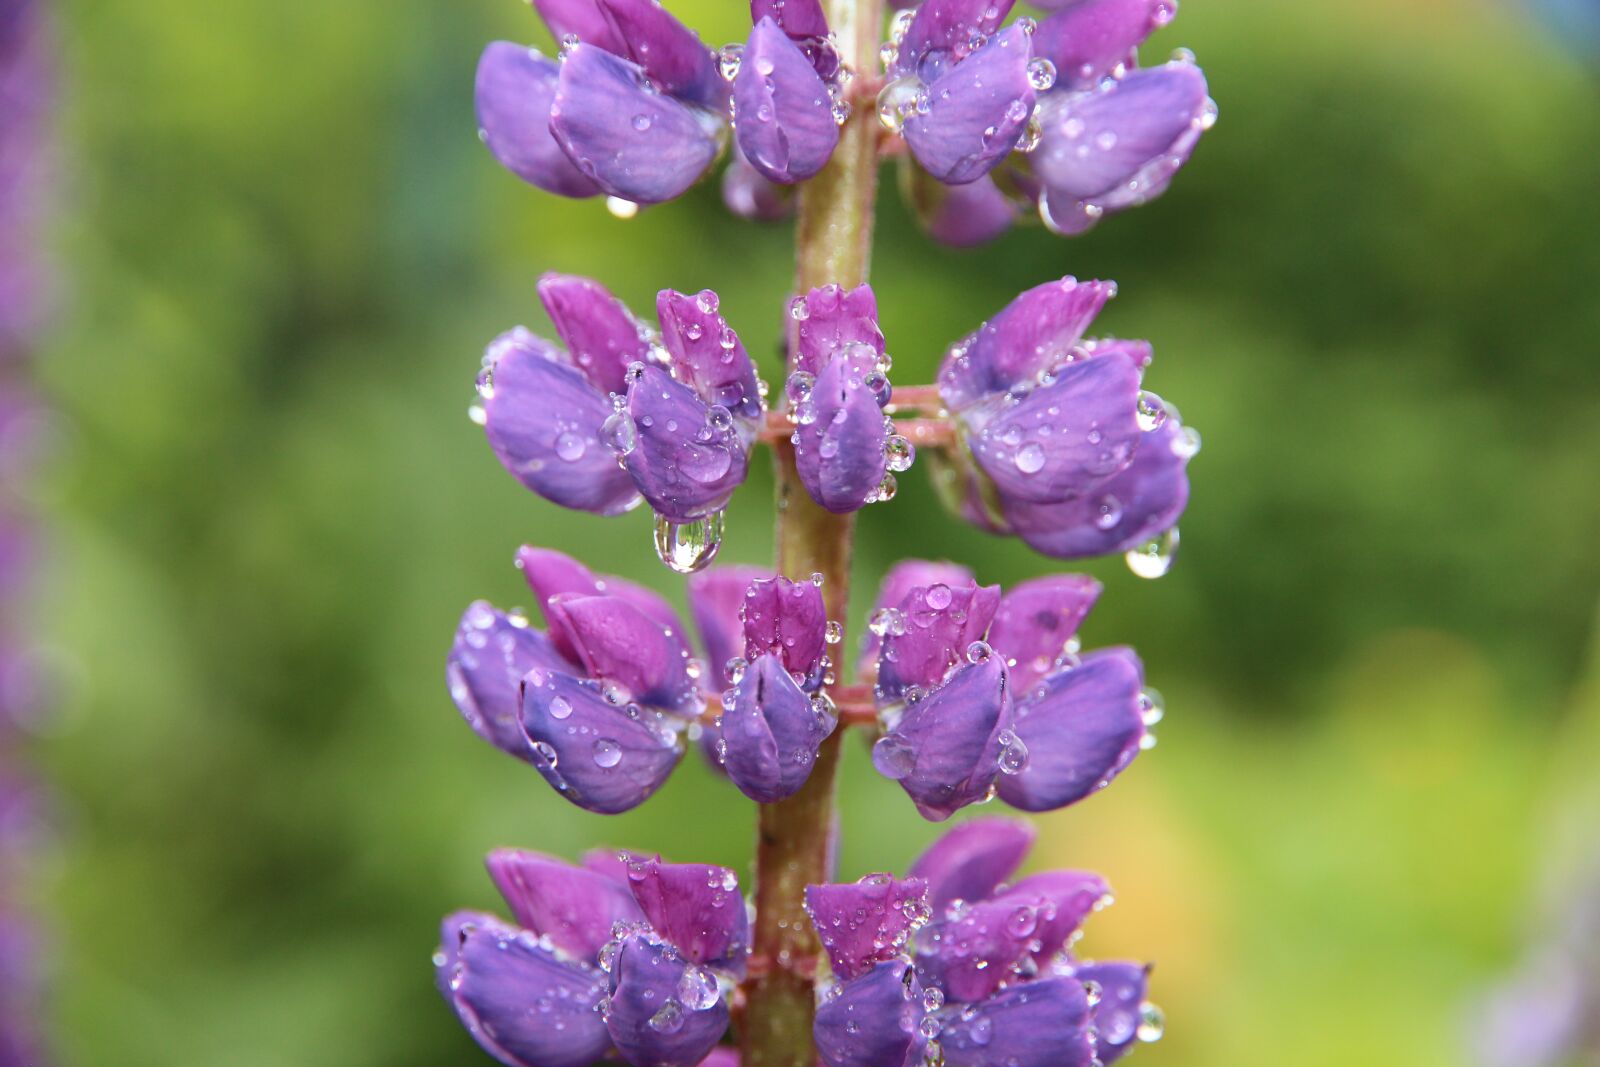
[937,277,1116,409]
[873,657,1012,822]
[475,43,601,198]
[538,273,652,397]
[794,346,891,514]
[686,565,773,686]
[551,44,720,205]
[986,575,1102,694]
[938,978,1095,1067]
[516,546,689,661]
[1070,960,1151,1063]
[437,911,613,1067]
[896,0,1016,79]
[915,896,1042,1002]
[909,168,1018,247]
[618,855,749,971]
[606,932,731,1067]
[448,601,574,760]
[1033,61,1210,202]
[1033,0,1170,90]
[623,365,749,523]
[877,580,1000,703]
[1084,337,1153,368]
[656,289,764,420]
[805,875,930,981]
[859,560,975,677]
[997,647,1145,812]
[1009,417,1191,558]
[967,350,1141,506]
[995,869,1112,962]
[481,327,642,516]
[722,145,794,220]
[814,960,922,1067]
[752,0,830,38]
[790,283,884,376]
[596,0,722,106]
[522,672,683,814]
[720,654,836,803]
[532,0,625,52]
[906,816,1035,911]
[733,18,840,184]
[740,576,828,685]
[903,25,1035,185]
[546,593,698,712]
[486,849,647,960]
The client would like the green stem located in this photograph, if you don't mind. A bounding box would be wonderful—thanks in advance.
[739,0,883,1061]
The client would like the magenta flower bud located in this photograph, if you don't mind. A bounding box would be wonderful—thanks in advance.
[733,18,840,184]
[813,959,923,1067]
[480,327,642,516]
[605,931,731,1067]
[436,911,612,1067]
[804,875,930,981]
[938,979,1096,1067]
[914,895,1044,1002]
[872,655,1013,821]
[906,816,1035,911]
[623,364,750,523]
[521,670,684,814]
[902,24,1037,185]
[1034,60,1213,232]
[721,653,836,802]
[686,565,772,686]
[656,289,764,421]
[516,545,688,655]
[545,592,698,713]
[618,853,749,971]
[485,848,647,960]
[858,560,975,675]
[475,43,601,199]
[794,344,892,513]
[447,601,572,760]
[586,0,723,104]
[875,579,1000,702]
[996,868,1114,962]
[740,576,828,686]
[1070,960,1152,1063]
[996,647,1147,812]
[538,273,653,398]
[986,574,1102,694]
[790,283,884,376]
[751,0,830,38]
[894,0,1016,81]
[1032,0,1173,90]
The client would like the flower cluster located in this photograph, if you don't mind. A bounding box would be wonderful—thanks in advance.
[474,0,1212,242]
[810,818,1160,1067]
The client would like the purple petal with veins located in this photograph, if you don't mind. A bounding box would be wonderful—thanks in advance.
[907,816,1035,911]
[859,560,975,678]
[619,853,749,971]
[938,978,1095,1067]
[734,18,840,184]
[686,565,773,686]
[485,848,647,959]
[475,43,600,198]
[656,288,764,420]
[537,273,651,397]
[794,346,891,514]
[986,574,1102,694]
[790,283,884,376]
[623,364,749,522]
[516,545,688,662]
[873,656,1012,822]
[903,25,1036,185]
[895,0,1016,79]
[521,670,683,814]
[605,932,731,1066]
[720,653,836,803]
[596,0,722,106]
[804,875,930,980]
[545,592,697,712]
[447,600,574,761]
[814,960,923,1067]
[1033,0,1171,90]
[876,580,1000,702]
[741,576,829,685]
[1071,960,1151,1063]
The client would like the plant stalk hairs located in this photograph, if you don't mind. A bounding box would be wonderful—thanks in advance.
[443,0,1213,1063]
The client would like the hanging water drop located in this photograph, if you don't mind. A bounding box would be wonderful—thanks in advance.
[884,435,914,472]
[1125,527,1178,578]
[605,196,640,219]
[1135,391,1168,431]
[654,511,725,573]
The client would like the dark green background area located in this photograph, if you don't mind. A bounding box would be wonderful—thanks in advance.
[25,0,1600,1064]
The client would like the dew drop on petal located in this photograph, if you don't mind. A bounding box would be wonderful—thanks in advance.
[593,738,623,768]
[1014,442,1046,473]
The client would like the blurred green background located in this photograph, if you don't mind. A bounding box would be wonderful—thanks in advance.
[26,0,1600,1064]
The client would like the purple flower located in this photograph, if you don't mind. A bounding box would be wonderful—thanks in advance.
[475,0,726,205]
[712,575,838,802]
[446,547,705,814]
[810,818,1160,1067]
[786,284,907,513]
[929,277,1197,567]
[437,847,743,1067]
[478,275,763,533]
[731,13,843,184]
[865,562,1153,820]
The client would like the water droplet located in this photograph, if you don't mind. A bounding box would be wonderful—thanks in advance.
[555,430,587,462]
[648,1000,685,1034]
[719,44,743,80]
[601,411,638,456]
[1014,442,1047,473]
[966,640,992,664]
[1125,527,1178,578]
[1172,424,1202,458]
[1095,129,1119,151]
[593,738,622,767]
[677,965,720,1011]
[877,75,924,133]
[755,55,776,76]
[1026,57,1056,91]
[467,404,488,426]
[996,729,1029,774]
[1139,687,1165,725]
[922,987,945,1012]
[532,741,559,766]
[873,734,916,780]
[864,371,891,406]
[925,583,953,610]
[726,657,748,684]
[890,8,916,43]
[549,696,573,720]
[872,472,898,503]
[1093,494,1123,530]
[605,196,640,219]
[825,620,843,644]
[969,1015,994,1046]
[884,434,914,472]
[654,511,725,573]
[790,296,810,321]
[1135,391,1168,431]
[1137,1002,1165,1042]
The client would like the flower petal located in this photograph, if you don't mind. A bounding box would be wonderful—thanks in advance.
[906,816,1035,911]
[814,960,922,1067]
[1033,60,1210,202]
[876,580,1001,703]
[551,44,720,205]
[485,849,647,960]
[908,168,1018,247]
[859,560,975,678]
[475,43,601,198]
[752,0,830,38]
[537,273,652,397]
[1008,417,1191,558]
[448,601,574,760]
[606,932,731,1067]
[686,565,773,686]
[1070,960,1151,1063]
[481,328,642,516]
[437,911,612,1067]
[1033,0,1170,90]
[995,869,1112,962]
[997,647,1145,812]
[903,24,1035,185]
[516,546,689,662]
[790,283,884,376]
[546,593,698,712]
[986,575,1102,695]
[532,0,626,52]
[596,0,722,106]
[620,854,750,971]
[915,896,1043,1002]
[623,364,750,522]
[805,876,930,981]
[733,18,840,184]
[967,350,1141,506]
[937,277,1116,409]
[794,346,891,514]
[522,671,683,814]
[740,577,829,686]
[722,145,794,220]
[937,978,1095,1067]
[656,288,764,420]
[721,653,836,803]
[895,0,1016,80]
[873,657,1012,822]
